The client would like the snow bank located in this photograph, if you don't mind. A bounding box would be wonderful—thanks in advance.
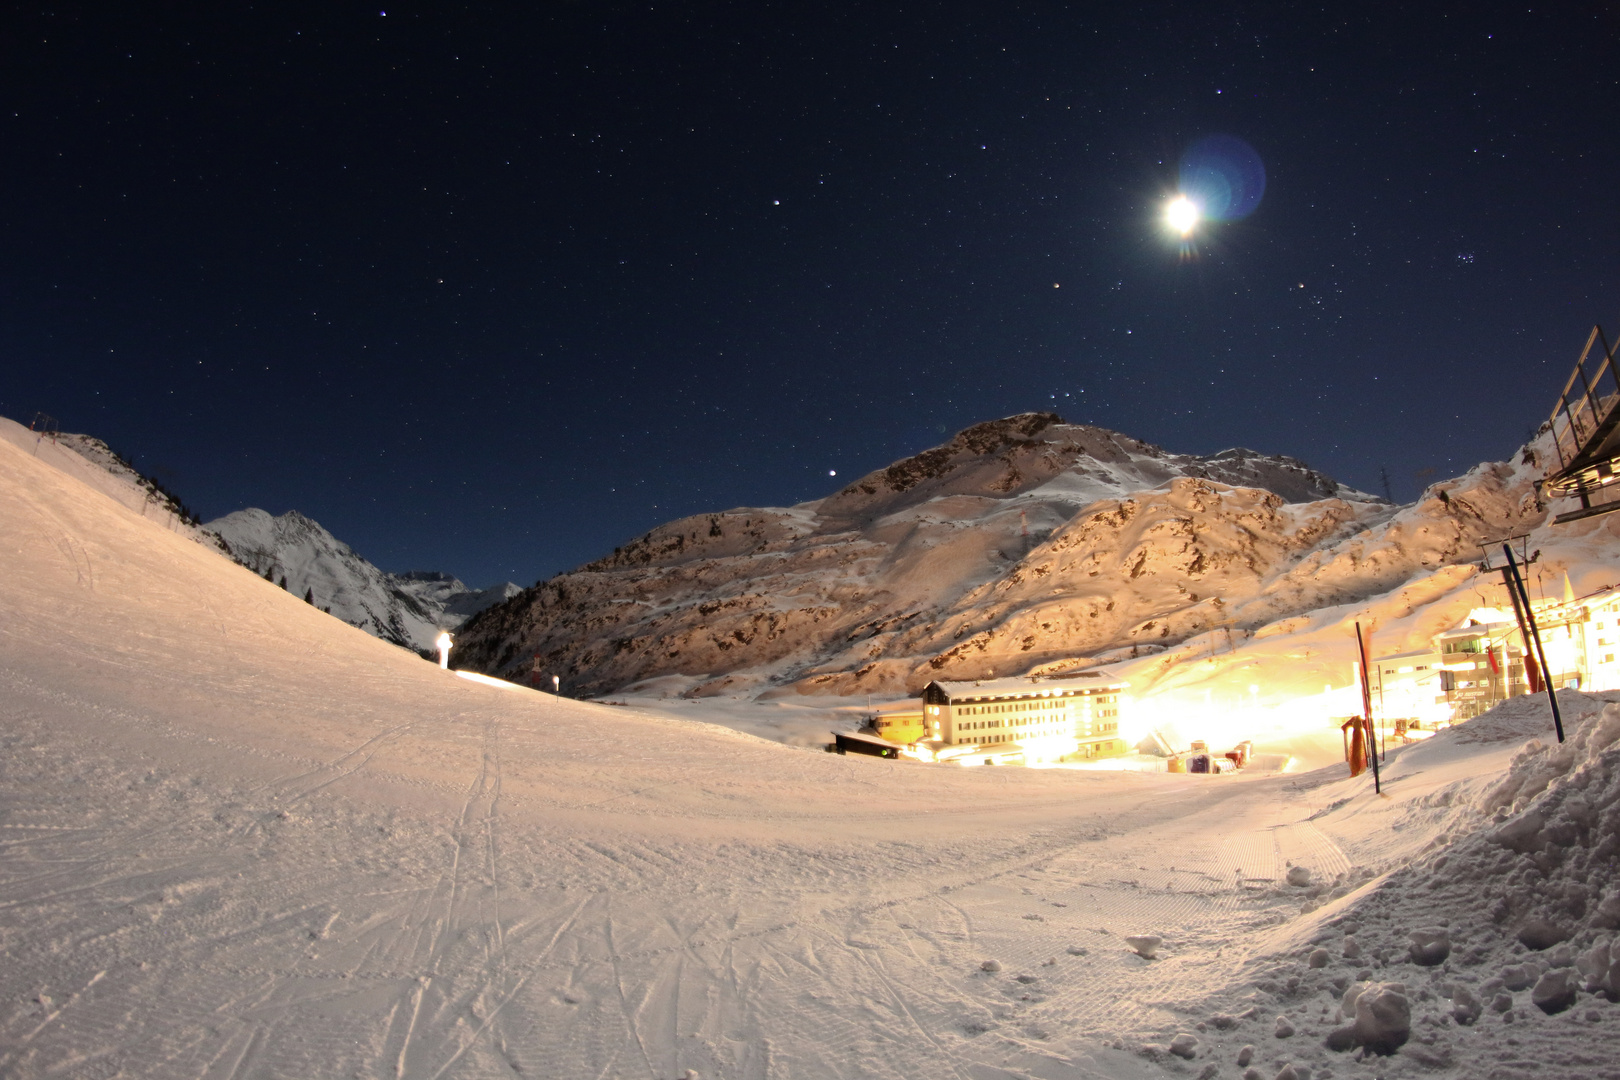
[1141,694,1620,1078]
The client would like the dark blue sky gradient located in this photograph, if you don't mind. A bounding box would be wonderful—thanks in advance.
[3,3,1617,586]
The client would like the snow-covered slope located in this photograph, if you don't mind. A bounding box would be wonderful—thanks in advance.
[4,413,1616,1079]
[0,415,228,556]
[207,508,517,652]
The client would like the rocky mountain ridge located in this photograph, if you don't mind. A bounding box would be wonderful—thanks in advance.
[455,412,1546,700]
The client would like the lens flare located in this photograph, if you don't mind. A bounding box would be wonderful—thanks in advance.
[1165,195,1200,236]
[1178,134,1266,222]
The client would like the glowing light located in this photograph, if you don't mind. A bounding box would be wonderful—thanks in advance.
[1165,195,1200,236]
[435,630,453,669]
[455,670,524,692]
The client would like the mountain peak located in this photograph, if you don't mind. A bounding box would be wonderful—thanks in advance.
[456,414,1395,696]
[206,509,514,651]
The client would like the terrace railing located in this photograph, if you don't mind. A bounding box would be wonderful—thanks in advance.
[1544,325,1620,521]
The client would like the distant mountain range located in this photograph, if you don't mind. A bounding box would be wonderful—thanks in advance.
[458,411,1507,697]
[205,508,519,652]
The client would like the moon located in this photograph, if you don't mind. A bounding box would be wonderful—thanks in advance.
[1165,195,1200,236]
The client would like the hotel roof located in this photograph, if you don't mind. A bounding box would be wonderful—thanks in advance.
[926,670,1126,699]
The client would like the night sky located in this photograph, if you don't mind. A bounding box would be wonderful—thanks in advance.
[3,4,1618,588]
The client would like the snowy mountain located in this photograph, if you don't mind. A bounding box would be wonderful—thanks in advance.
[456,410,1616,714]
[206,508,518,652]
[454,412,1413,696]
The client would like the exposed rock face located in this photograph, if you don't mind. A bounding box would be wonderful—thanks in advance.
[455,413,1552,699]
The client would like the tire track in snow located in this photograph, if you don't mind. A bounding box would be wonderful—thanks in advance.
[379,737,490,1079]
[376,715,566,1080]
[594,895,665,1079]
[845,932,975,1080]
[0,968,106,1075]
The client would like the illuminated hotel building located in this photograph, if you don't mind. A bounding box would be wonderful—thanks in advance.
[920,672,1127,763]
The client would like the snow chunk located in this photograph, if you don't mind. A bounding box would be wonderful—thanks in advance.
[1124,934,1162,959]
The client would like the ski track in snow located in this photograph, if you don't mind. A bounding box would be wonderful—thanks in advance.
[0,686,1350,1079]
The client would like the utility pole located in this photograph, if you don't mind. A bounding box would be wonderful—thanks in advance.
[1355,622,1380,794]
[1504,545,1565,742]
[1481,536,1564,743]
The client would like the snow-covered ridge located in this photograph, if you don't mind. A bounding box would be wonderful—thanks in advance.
[207,508,518,652]
[0,416,229,555]
[1,413,516,654]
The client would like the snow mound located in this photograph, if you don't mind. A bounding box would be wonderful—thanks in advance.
[1152,694,1620,1077]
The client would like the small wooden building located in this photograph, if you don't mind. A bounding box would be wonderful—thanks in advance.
[832,730,905,759]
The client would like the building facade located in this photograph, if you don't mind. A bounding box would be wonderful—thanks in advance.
[1434,621,1531,722]
[1370,648,1448,729]
[1579,588,1620,690]
[869,708,926,745]
[1371,585,1620,726]
[919,672,1127,764]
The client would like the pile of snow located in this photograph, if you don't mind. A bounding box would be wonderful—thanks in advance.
[1131,692,1620,1078]
[208,507,517,651]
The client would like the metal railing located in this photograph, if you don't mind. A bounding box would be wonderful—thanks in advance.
[1546,325,1620,489]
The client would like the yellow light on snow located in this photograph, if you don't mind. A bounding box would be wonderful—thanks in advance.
[1165,195,1200,236]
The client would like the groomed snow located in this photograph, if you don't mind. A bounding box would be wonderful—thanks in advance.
[3,428,1618,1078]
